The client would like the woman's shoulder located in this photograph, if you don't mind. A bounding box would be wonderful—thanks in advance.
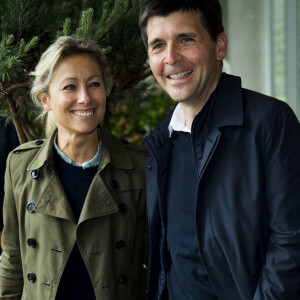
[7,138,48,169]
[12,139,46,153]
[102,127,146,155]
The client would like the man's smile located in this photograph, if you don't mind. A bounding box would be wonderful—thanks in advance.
[167,70,193,80]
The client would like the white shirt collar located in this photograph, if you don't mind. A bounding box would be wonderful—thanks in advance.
[168,103,191,137]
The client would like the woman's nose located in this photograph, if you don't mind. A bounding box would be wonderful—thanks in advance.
[77,87,91,104]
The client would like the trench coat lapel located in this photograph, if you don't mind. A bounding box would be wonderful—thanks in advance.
[26,128,135,224]
[78,128,133,224]
[35,172,76,223]
[27,132,76,223]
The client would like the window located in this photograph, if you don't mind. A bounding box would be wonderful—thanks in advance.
[271,0,299,118]
[271,0,287,101]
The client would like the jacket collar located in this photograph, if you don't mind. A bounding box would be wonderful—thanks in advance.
[144,108,175,153]
[145,72,244,150]
[28,127,133,171]
[213,72,244,128]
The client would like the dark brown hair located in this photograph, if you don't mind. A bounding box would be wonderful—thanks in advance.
[139,0,224,49]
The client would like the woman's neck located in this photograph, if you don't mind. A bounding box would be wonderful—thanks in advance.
[56,129,100,164]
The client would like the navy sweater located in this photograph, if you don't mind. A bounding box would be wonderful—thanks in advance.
[55,151,97,300]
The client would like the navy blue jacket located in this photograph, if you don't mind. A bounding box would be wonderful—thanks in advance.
[144,73,300,300]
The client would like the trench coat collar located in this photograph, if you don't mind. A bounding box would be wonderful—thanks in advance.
[27,127,133,223]
[99,127,133,171]
[27,127,134,171]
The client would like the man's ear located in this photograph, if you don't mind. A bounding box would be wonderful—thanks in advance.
[38,92,51,111]
[216,32,228,61]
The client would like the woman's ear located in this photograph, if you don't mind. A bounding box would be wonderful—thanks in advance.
[216,32,228,61]
[38,92,51,111]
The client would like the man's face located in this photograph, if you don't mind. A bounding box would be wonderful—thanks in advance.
[147,10,227,107]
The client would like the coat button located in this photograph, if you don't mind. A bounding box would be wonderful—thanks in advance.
[118,274,128,284]
[28,272,36,282]
[27,203,35,213]
[147,165,152,170]
[115,240,126,251]
[30,170,39,179]
[27,238,37,248]
[110,179,119,190]
[118,203,127,213]
[35,140,44,145]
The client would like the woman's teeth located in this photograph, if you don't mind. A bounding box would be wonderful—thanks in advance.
[73,111,94,117]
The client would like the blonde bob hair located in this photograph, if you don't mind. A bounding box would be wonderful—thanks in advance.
[30,36,113,138]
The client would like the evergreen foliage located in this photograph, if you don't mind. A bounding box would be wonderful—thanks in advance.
[0,0,160,143]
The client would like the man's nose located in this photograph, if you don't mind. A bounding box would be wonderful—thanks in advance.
[164,43,182,65]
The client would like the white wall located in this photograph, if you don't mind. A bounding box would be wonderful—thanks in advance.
[223,0,271,96]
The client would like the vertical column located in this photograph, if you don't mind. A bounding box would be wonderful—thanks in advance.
[225,0,270,95]
[286,0,299,119]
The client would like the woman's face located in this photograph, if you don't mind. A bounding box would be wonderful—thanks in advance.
[40,54,106,139]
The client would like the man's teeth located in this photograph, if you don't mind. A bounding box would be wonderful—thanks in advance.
[73,111,93,117]
[169,70,192,79]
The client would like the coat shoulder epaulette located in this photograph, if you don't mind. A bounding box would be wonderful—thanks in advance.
[12,139,46,153]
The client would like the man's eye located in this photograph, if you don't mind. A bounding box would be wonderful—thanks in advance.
[63,84,75,90]
[181,38,196,46]
[152,43,164,52]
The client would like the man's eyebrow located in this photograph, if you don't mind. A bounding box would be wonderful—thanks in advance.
[148,32,198,46]
[177,32,198,38]
[148,38,163,48]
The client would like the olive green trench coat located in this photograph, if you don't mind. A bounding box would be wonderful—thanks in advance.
[0,128,147,300]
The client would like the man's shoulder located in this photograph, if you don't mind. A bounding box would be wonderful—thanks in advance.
[242,88,295,119]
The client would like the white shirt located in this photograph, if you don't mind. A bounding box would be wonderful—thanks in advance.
[168,103,191,137]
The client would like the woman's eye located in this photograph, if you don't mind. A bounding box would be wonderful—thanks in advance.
[63,84,75,90]
[89,82,101,87]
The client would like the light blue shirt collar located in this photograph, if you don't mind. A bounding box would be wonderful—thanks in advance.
[54,128,101,169]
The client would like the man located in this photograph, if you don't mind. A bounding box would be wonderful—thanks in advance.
[0,117,19,248]
[139,0,300,299]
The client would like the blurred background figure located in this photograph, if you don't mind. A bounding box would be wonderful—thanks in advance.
[0,117,19,248]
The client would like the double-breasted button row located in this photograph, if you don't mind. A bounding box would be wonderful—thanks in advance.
[27,238,37,248]
[118,274,128,284]
[118,203,127,213]
[27,203,35,213]
[115,240,126,251]
[28,272,36,282]
[110,179,119,190]
[30,170,39,179]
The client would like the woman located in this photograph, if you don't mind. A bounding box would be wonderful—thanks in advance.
[0,36,147,299]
